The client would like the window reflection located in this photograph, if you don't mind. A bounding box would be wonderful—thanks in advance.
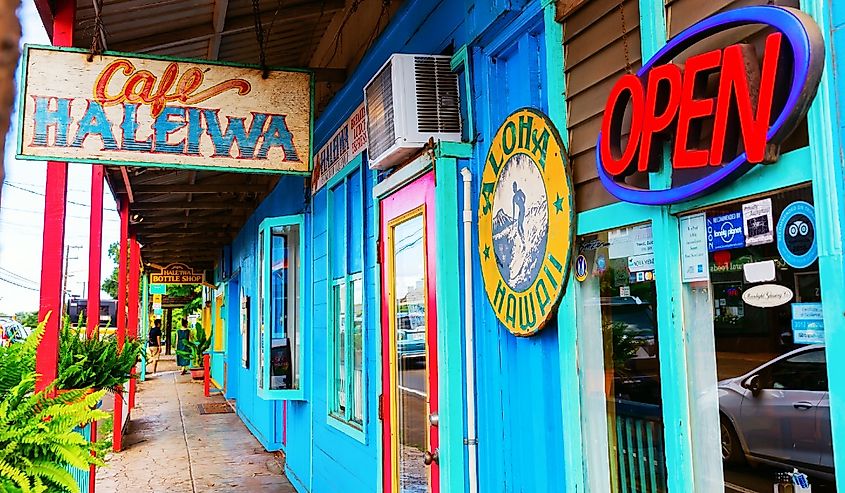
[684,186,836,492]
[578,224,668,493]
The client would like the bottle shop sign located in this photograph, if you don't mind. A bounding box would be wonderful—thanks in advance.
[596,6,824,205]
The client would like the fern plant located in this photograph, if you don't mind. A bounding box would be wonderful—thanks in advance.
[0,320,44,399]
[0,376,108,493]
[55,321,143,391]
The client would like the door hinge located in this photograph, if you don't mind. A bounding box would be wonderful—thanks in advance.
[378,393,384,420]
[376,239,383,265]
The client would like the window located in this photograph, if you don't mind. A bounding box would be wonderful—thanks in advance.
[679,185,836,491]
[576,222,668,493]
[328,163,366,434]
[257,215,304,400]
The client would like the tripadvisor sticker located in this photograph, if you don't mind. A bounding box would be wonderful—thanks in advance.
[478,108,575,337]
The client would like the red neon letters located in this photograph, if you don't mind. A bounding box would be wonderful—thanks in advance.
[600,32,782,177]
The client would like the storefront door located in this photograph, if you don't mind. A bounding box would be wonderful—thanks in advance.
[380,171,440,493]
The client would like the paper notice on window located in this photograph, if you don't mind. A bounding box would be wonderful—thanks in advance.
[608,224,653,259]
[742,198,774,246]
[680,213,709,282]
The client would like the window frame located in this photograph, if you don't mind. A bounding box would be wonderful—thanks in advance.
[325,154,368,442]
[257,213,306,401]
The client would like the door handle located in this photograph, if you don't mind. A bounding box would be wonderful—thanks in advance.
[793,401,815,410]
[423,448,439,466]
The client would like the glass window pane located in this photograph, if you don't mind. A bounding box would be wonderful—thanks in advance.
[352,276,364,425]
[392,214,428,492]
[681,185,836,492]
[268,223,299,392]
[333,282,347,416]
[577,223,668,493]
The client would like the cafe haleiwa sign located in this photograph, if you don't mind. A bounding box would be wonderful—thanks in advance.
[596,6,824,205]
[17,46,312,173]
[478,108,575,337]
[150,263,205,285]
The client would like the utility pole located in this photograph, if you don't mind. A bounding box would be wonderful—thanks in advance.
[62,245,82,318]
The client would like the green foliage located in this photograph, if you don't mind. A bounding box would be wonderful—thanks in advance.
[603,320,642,377]
[13,312,38,329]
[101,242,120,300]
[0,376,108,493]
[0,320,44,399]
[56,321,143,391]
[175,322,212,369]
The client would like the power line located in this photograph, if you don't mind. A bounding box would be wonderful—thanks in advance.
[0,267,37,285]
[0,276,38,291]
[3,182,118,211]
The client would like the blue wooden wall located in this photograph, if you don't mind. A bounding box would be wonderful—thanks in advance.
[213,1,570,492]
[463,7,566,492]
[223,174,306,453]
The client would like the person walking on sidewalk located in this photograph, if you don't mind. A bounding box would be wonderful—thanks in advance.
[148,319,163,374]
[176,318,192,375]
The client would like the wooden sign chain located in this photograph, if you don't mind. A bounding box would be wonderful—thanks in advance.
[250,0,283,79]
[618,1,632,74]
[87,0,107,62]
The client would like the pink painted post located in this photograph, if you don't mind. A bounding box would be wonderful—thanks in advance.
[86,166,104,338]
[113,201,128,452]
[35,0,74,393]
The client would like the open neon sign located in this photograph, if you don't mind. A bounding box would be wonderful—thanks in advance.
[596,6,824,205]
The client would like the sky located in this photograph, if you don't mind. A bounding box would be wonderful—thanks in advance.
[0,0,119,314]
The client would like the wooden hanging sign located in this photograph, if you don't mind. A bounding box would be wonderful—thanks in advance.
[150,263,205,284]
[17,45,313,174]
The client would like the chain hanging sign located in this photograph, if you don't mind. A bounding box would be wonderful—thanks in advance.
[17,46,313,173]
[596,7,824,205]
[478,108,575,337]
[150,263,205,284]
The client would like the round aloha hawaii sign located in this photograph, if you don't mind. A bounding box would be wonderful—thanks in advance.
[478,108,575,336]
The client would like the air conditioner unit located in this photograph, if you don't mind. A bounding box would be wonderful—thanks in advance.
[364,54,462,170]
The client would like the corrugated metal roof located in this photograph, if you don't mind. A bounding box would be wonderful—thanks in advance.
[36,0,400,273]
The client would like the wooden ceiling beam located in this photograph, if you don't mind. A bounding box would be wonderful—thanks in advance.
[131,201,258,211]
[208,0,230,60]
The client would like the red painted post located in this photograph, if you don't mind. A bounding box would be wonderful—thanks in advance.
[113,201,128,452]
[86,166,104,338]
[88,420,97,491]
[203,353,210,397]
[128,237,140,409]
[35,0,75,394]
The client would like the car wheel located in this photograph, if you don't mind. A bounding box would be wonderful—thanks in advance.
[720,416,744,464]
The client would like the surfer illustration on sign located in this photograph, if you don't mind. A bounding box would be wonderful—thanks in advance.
[512,181,526,237]
[492,153,549,292]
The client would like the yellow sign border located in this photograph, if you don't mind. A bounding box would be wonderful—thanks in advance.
[478,108,576,336]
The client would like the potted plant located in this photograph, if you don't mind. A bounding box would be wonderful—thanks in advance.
[176,322,212,380]
[0,316,108,493]
[55,320,144,394]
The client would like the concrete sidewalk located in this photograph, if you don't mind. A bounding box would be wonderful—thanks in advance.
[96,356,295,493]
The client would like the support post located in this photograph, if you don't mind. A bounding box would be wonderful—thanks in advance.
[140,273,149,381]
[113,201,128,452]
[86,165,104,338]
[203,353,210,397]
[35,0,75,393]
[128,236,140,409]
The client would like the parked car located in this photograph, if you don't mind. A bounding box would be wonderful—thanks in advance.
[0,318,32,346]
[718,345,834,480]
[397,312,426,360]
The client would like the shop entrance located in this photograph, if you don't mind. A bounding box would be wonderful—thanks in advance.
[380,171,440,493]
